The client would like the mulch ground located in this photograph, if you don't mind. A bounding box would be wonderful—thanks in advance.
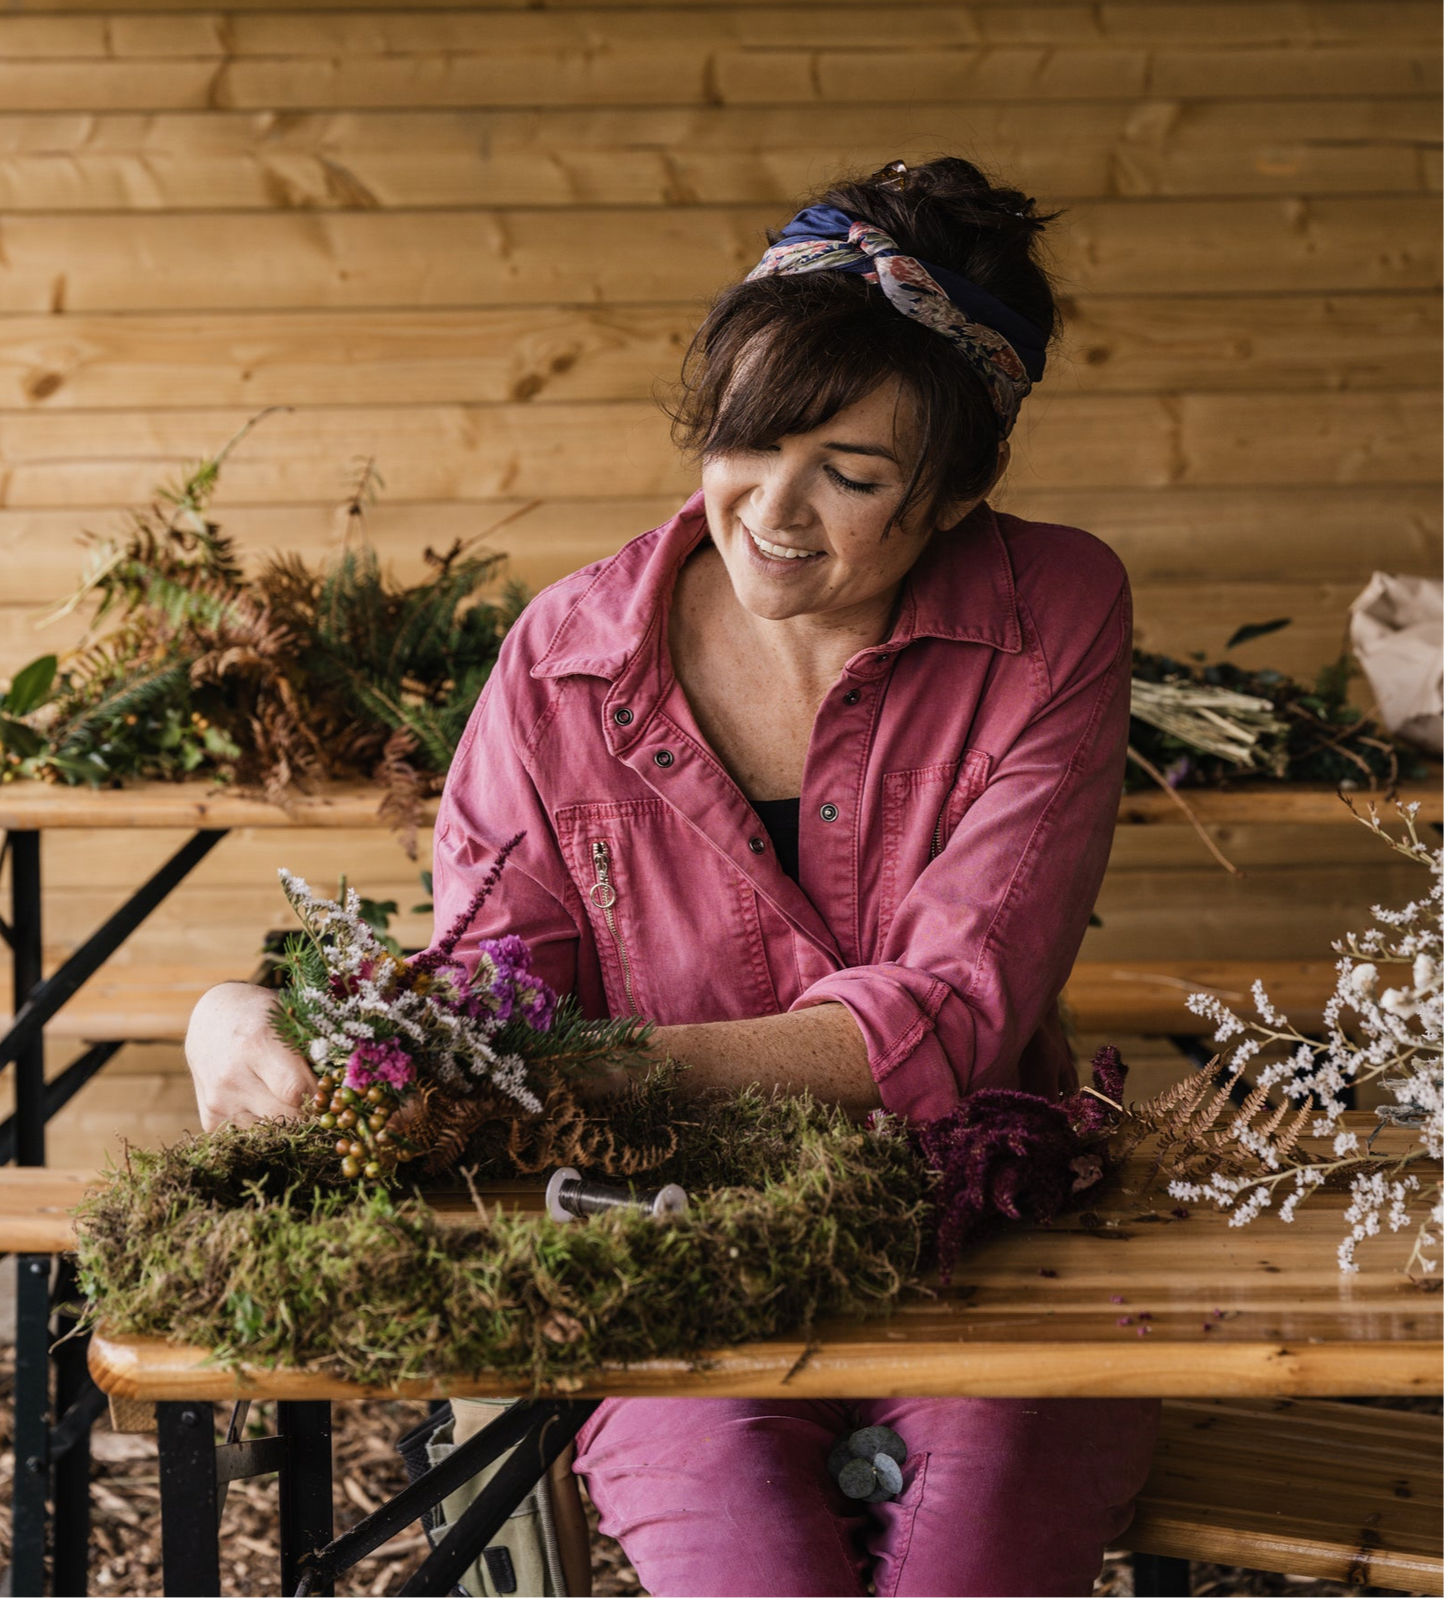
[0,1372,1435,1596]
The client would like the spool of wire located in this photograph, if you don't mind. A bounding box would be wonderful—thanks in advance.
[545,1167,689,1224]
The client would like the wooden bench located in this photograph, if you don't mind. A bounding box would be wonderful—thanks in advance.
[1063,958,1341,1037]
[1126,1398,1443,1595]
[1,1167,106,1598]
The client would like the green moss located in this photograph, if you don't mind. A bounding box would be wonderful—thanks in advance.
[75,1085,931,1388]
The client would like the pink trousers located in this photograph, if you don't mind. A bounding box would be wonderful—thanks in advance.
[573,1397,1160,1597]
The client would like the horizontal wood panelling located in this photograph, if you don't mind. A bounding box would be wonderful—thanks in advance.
[1,7,1436,61]
[0,43,1436,115]
[1,392,1436,509]
[2,487,1436,604]
[1,295,1437,411]
[0,101,1437,212]
[4,201,1437,315]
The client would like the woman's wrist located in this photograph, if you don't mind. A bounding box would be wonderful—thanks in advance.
[641,1004,879,1117]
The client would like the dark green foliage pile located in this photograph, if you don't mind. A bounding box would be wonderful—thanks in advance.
[73,1080,930,1388]
[0,414,524,846]
[1127,646,1422,794]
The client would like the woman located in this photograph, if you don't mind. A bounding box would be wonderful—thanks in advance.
[188,156,1158,1596]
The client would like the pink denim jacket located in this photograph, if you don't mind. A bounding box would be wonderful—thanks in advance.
[433,490,1131,1121]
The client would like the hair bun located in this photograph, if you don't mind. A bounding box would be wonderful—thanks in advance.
[820,156,1061,342]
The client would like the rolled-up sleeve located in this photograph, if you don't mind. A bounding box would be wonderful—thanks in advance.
[790,579,1132,1121]
[431,653,583,1003]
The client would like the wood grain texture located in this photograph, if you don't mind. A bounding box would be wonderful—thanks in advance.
[1127,1399,1442,1588]
[81,1117,1442,1399]
[0,1165,97,1252]
[1,199,1438,315]
[1,296,1437,413]
[0,100,1436,211]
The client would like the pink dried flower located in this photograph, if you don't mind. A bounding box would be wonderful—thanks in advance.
[1110,1294,1126,1304]
[1117,1316,1132,1326]
[345,1040,415,1091]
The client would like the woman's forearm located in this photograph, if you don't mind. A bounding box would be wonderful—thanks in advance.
[645,1002,880,1117]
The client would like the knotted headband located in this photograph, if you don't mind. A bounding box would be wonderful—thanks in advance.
[745,203,1045,437]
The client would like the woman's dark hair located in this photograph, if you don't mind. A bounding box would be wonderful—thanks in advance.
[667,157,1061,530]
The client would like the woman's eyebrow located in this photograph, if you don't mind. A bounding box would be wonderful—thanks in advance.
[822,440,898,463]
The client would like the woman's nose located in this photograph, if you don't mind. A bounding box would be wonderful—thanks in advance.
[749,461,813,533]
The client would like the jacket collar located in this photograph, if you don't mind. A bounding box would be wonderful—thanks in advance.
[530,489,1023,682]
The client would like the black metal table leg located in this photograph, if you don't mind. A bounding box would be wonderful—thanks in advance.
[278,1402,334,1597]
[158,1401,222,1597]
[1132,1551,1193,1595]
[1,829,227,1079]
[12,1254,52,1598]
[9,831,46,1166]
[52,1256,95,1597]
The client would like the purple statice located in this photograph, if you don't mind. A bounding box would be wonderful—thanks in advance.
[911,1046,1128,1282]
[473,934,557,1032]
[345,1039,415,1092]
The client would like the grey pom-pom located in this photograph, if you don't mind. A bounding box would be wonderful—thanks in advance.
[873,1453,904,1496]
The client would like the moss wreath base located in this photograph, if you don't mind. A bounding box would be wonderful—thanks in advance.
[75,1062,1126,1389]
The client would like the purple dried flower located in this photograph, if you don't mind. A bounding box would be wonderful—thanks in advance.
[1110,1294,1126,1304]
[1038,1268,1058,1278]
[1117,1316,1132,1326]
[1136,1325,1152,1337]
[413,832,525,974]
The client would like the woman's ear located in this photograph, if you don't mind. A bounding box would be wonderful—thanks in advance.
[931,441,1012,533]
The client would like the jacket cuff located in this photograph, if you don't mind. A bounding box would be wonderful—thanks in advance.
[788,965,968,1123]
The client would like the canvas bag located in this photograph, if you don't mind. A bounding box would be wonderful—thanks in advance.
[1349,572,1444,755]
[398,1398,571,1597]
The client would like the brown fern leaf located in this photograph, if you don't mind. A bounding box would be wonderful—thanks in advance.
[503,1082,677,1177]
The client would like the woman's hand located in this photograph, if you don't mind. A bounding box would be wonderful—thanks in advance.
[184,982,315,1132]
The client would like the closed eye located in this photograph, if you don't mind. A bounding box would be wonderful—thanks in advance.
[825,464,881,495]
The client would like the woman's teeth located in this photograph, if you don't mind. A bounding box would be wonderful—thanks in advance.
[748,528,824,561]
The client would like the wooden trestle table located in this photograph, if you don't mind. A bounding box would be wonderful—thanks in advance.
[65,1115,1443,1594]
[2,777,1441,1594]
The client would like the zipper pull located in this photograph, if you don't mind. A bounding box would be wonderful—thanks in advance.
[590,840,616,908]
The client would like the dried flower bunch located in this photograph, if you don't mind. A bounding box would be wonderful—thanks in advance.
[1123,803,1441,1280]
[271,835,653,1181]
[1126,637,1417,797]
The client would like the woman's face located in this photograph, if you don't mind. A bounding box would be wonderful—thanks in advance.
[700,377,977,627]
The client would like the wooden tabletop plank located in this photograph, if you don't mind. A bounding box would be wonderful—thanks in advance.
[0,781,437,830]
[0,1165,98,1252]
[83,1119,1443,1400]
[1116,778,1441,827]
[0,776,1437,831]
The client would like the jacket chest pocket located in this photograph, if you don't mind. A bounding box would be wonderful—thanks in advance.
[555,798,778,1024]
[876,748,993,951]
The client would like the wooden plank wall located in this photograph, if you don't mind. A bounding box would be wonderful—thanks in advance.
[0,0,1439,1161]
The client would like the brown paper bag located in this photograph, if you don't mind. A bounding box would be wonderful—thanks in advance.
[1349,572,1443,754]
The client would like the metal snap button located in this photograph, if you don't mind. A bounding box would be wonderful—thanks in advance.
[654,749,675,768]
[843,689,861,705]
[613,707,634,725]
[819,803,839,822]
[748,836,766,854]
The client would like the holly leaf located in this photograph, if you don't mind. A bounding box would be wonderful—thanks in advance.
[1225,618,1291,652]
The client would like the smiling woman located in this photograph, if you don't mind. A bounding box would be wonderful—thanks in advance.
[187,154,1156,1597]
